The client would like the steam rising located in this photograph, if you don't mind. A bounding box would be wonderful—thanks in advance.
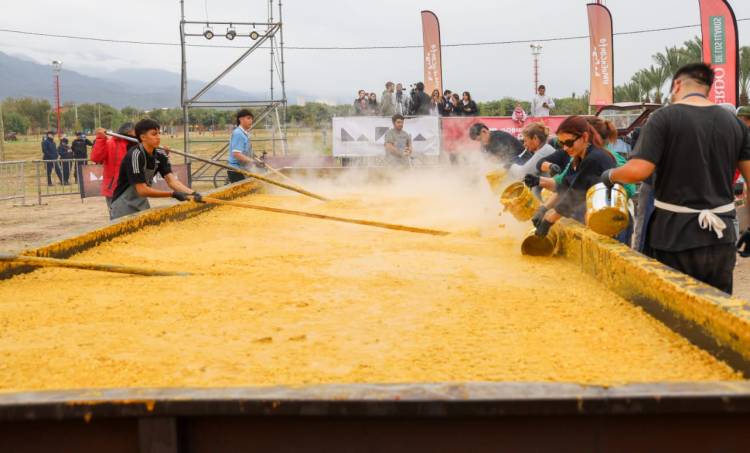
[269,133,530,240]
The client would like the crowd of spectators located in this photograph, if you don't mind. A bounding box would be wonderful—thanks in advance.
[354,81,480,117]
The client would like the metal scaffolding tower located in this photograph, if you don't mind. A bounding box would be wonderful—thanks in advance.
[179,0,287,171]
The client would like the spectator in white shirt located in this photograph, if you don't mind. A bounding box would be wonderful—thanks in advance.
[531,85,555,117]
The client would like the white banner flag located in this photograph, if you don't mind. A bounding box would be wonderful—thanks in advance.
[332,116,441,157]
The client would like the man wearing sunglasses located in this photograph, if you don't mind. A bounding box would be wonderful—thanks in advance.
[601,63,750,294]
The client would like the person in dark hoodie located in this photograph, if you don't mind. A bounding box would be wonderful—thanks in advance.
[410,82,432,116]
[58,136,74,185]
[41,131,62,186]
[71,132,93,183]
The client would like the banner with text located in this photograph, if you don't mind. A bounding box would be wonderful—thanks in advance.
[421,10,443,96]
[79,163,191,199]
[699,0,739,105]
[332,116,440,157]
[441,116,568,154]
[587,2,614,107]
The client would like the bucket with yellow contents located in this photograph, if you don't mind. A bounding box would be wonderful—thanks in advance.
[521,227,559,257]
[585,183,629,237]
[500,182,540,222]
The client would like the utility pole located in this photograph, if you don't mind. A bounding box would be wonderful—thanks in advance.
[0,101,5,161]
[52,60,62,137]
[530,44,542,98]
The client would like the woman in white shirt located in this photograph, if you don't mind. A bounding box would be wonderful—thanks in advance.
[508,122,556,181]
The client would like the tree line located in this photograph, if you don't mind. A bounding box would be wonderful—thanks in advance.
[2,36,748,135]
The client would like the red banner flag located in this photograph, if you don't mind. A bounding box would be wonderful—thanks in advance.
[699,0,739,106]
[421,10,443,96]
[587,3,614,106]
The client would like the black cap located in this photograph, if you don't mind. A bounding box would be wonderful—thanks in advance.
[117,122,135,135]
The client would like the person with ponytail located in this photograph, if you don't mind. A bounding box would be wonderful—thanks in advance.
[528,115,617,238]
[586,117,636,198]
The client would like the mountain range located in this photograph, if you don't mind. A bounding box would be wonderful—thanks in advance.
[0,51,305,109]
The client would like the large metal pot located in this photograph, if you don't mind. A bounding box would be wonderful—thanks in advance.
[500,182,540,222]
[521,227,559,257]
[585,183,629,237]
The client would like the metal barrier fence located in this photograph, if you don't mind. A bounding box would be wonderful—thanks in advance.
[33,159,88,204]
[0,159,89,206]
[0,160,26,205]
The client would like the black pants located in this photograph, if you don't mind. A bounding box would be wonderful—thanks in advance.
[75,161,84,183]
[46,161,62,185]
[61,161,70,184]
[227,170,246,184]
[650,244,736,294]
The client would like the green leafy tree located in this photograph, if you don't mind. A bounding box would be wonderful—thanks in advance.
[121,106,142,123]
[614,82,644,103]
[682,36,703,63]
[740,46,750,106]
[3,97,51,133]
[2,110,30,134]
[552,92,589,115]
[653,46,688,79]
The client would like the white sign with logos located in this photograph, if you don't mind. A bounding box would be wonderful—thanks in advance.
[332,116,440,157]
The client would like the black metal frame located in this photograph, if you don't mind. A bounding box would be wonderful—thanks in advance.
[2,382,750,452]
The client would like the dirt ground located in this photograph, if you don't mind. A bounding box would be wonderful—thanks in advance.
[2,193,749,301]
[0,195,175,254]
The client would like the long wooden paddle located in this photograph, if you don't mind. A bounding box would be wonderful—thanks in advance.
[0,254,190,277]
[201,197,450,236]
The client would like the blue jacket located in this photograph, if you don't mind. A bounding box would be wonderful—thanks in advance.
[42,137,57,160]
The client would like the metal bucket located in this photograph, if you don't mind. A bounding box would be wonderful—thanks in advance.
[500,182,540,222]
[585,183,629,237]
[521,227,559,257]
[485,169,507,195]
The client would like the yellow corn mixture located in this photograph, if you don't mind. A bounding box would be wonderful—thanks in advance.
[0,189,740,392]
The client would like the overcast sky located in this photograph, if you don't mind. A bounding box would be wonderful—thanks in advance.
[1,0,749,104]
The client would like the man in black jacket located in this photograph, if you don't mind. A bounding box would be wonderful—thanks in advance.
[410,82,432,116]
[58,136,74,185]
[71,132,93,183]
[41,131,62,186]
[469,123,524,167]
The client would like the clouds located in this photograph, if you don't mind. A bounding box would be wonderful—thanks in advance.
[1,0,748,103]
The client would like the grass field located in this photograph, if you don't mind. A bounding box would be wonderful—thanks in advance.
[1,127,330,162]
[0,127,331,202]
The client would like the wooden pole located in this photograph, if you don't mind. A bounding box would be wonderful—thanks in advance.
[105,131,329,202]
[0,102,5,161]
[202,197,450,236]
[0,254,190,277]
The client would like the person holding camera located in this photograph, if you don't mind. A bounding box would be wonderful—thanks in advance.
[394,83,410,116]
[409,82,431,116]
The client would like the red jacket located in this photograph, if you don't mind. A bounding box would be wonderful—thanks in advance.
[90,135,130,197]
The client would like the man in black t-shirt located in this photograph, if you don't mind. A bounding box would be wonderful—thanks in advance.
[109,118,202,220]
[469,123,524,167]
[602,63,750,294]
